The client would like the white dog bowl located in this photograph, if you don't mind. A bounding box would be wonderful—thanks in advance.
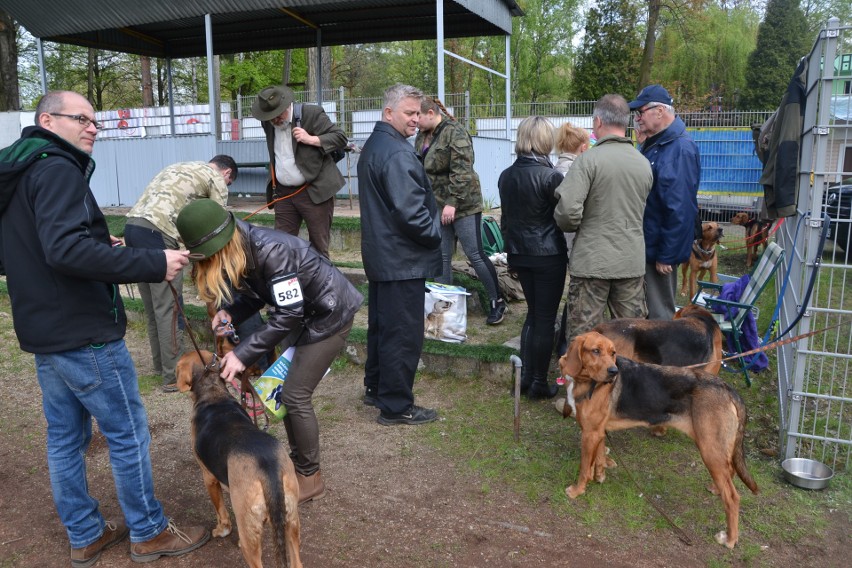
[781,458,834,490]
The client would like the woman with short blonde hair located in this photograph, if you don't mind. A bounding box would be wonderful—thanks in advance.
[515,115,556,156]
[498,116,566,399]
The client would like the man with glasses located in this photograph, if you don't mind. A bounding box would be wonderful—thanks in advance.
[0,91,210,565]
[125,155,238,392]
[629,85,700,319]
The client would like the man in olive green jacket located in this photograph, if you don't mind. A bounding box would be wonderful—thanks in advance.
[554,94,653,344]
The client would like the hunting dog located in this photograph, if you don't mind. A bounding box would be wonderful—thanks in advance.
[558,332,758,548]
[593,304,724,375]
[730,212,771,269]
[560,305,724,436]
[680,221,724,299]
[176,350,303,568]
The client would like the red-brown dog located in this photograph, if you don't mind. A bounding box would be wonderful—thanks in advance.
[680,221,723,299]
[730,212,770,269]
[558,332,758,548]
[176,350,303,568]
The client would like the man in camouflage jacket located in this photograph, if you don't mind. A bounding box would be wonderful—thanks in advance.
[124,156,237,390]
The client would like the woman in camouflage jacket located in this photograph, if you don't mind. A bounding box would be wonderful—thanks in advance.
[414,97,506,325]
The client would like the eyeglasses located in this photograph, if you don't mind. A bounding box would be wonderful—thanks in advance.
[633,104,661,119]
[50,113,104,130]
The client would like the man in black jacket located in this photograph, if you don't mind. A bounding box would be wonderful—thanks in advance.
[0,91,209,565]
[252,85,347,257]
[357,84,442,425]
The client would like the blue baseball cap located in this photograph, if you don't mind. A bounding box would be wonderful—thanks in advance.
[628,85,673,110]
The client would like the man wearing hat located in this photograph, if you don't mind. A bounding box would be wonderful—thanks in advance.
[629,84,700,319]
[252,85,348,257]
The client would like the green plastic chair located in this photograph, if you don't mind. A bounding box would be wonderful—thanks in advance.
[691,242,785,386]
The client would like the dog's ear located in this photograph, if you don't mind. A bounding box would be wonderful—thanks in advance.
[175,354,196,393]
[176,350,215,393]
[560,335,586,379]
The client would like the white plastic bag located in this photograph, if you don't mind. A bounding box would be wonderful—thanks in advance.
[424,282,470,343]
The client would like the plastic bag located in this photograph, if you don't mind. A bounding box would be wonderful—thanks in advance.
[424,282,469,343]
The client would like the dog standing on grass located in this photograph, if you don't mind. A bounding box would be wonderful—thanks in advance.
[730,212,770,269]
[176,350,303,568]
[558,332,758,549]
[680,221,724,300]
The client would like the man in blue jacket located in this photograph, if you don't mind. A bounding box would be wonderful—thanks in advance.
[630,85,701,319]
[0,91,209,565]
[357,84,442,425]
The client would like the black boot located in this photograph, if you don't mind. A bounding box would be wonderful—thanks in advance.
[525,380,559,400]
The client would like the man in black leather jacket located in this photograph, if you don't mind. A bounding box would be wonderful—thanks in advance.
[357,84,442,425]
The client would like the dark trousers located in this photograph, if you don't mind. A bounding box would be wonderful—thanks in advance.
[282,319,353,476]
[510,254,567,383]
[273,188,334,258]
[364,279,426,415]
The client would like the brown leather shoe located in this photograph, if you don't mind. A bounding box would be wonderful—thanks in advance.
[70,520,129,568]
[296,470,325,503]
[130,520,210,563]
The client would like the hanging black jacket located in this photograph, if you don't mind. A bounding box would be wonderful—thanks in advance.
[760,56,807,218]
[0,126,166,353]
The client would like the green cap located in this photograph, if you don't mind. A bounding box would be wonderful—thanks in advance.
[176,199,235,260]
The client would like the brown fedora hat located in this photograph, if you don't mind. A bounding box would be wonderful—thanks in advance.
[251,85,295,121]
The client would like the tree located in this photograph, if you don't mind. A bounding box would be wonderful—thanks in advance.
[653,5,759,109]
[0,10,19,110]
[637,0,709,90]
[510,0,579,102]
[739,0,811,110]
[570,0,643,101]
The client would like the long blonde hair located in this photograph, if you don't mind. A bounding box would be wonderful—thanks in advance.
[193,227,247,308]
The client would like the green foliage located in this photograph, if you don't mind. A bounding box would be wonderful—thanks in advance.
[653,6,759,110]
[220,50,307,101]
[510,0,580,103]
[569,0,643,101]
[739,0,812,110]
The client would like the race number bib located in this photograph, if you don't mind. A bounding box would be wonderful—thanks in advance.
[271,274,303,308]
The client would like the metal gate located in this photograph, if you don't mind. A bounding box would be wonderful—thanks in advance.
[776,17,851,471]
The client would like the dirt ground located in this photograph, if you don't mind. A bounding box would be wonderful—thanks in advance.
[0,317,849,568]
[0,204,849,567]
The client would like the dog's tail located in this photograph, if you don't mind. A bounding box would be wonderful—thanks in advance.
[263,452,290,567]
[733,395,759,494]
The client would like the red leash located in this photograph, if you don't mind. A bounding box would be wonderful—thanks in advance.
[724,219,783,252]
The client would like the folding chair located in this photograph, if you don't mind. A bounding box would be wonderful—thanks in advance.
[692,242,785,386]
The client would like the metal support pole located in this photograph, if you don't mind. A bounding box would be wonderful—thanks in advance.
[315,29,323,104]
[167,58,175,136]
[205,14,218,139]
[510,355,523,442]
[505,35,511,140]
[436,0,445,102]
[36,38,47,94]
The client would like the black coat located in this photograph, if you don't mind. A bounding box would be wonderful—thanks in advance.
[498,155,567,257]
[0,126,166,353]
[226,221,363,366]
[357,121,441,282]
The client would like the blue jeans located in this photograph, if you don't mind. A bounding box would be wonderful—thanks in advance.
[34,340,168,547]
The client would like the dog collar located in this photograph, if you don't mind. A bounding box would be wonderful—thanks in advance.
[692,240,717,258]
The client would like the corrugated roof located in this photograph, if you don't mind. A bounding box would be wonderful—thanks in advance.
[0,0,522,58]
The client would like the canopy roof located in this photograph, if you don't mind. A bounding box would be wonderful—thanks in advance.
[0,0,522,58]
